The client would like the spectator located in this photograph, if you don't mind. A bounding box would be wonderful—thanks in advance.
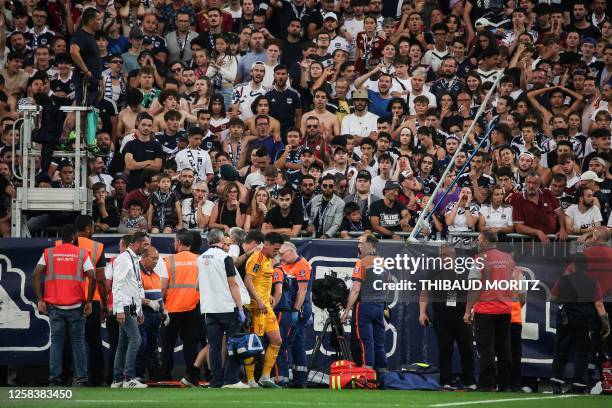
[262,186,303,238]
[122,172,160,219]
[307,174,345,238]
[118,201,149,234]
[339,201,372,239]
[175,126,214,184]
[341,88,379,140]
[511,171,568,242]
[209,181,247,232]
[478,185,514,238]
[91,182,120,232]
[182,181,214,229]
[445,187,480,233]
[147,172,182,233]
[123,112,164,192]
[369,180,411,240]
[245,187,272,232]
[565,186,603,239]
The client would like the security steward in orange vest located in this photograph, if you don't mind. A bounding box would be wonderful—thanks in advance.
[136,246,163,380]
[342,233,388,372]
[74,215,108,386]
[464,231,522,392]
[33,224,96,386]
[161,229,203,387]
[510,300,525,392]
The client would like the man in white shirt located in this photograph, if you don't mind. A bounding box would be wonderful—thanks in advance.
[370,153,394,198]
[111,231,150,389]
[198,229,249,388]
[407,69,437,115]
[341,88,379,140]
[422,23,449,74]
[232,62,267,120]
[565,185,603,237]
[175,127,214,184]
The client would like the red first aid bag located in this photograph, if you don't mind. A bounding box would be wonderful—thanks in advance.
[329,360,377,390]
[602,358,612,394]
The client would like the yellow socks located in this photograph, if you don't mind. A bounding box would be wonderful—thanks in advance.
[245,357,255,382]
[261,344,280,379]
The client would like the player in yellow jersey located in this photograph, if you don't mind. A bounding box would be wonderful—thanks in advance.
[244,232,285,388]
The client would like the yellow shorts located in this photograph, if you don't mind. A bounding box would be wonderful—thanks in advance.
[249,306,279,336]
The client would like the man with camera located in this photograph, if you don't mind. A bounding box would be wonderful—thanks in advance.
[341,233,388,373]
[111,231,149,389]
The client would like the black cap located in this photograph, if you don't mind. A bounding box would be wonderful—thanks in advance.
[383,180,401,192]
[356,170,371,181]
[220,164,239,181]
[301,147,314,155]
[330,135,347,147]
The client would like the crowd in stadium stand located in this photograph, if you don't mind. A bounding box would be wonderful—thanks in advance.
[0,0,610,240]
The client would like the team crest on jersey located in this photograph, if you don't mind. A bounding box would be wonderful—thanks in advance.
[299,269,306,278]
[287,98,293,104]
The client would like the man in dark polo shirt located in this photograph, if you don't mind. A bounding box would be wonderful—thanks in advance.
[511,171,568,242]
[267,65,302,139]
[70,7,102,105]
[262,186,303,238]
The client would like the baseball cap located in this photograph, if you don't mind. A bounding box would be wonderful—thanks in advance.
[323,12,338,21]
[382,17,396,27]
[580,170,604,183]
[220,164,239,182]
[583,37,596,46]
[352,88,369,100]
[383,180,401,192]
[129,27,145,40]
[112,174,129,184]
[251,61,265,70]
[356,170,371,181]
[518,151,534,160]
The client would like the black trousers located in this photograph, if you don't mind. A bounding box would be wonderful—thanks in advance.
[552,317,591,385]
[206,311,242,388]
[433,307,475,386]
[474,313,511,390]
[105,314,119,385]
[510,323,522,389]
[161,307,202,381]
[85,301,104,385]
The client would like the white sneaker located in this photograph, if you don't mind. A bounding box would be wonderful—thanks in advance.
[180,377,197,388]
[222,381,250,389]
[248,380,260,388]
[123,378,147,388]
[110,381,123,389]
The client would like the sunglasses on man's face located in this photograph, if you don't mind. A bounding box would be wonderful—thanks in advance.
[321,184,335,189]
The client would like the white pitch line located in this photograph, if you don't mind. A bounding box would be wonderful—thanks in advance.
[428,394,586,407]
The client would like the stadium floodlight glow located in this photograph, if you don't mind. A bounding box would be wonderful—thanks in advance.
[409,70,505,241]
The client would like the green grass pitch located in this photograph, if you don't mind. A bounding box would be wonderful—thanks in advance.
[1,388,610,408]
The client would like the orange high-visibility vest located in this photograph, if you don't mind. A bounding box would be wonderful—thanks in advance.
[511,301,523,324]
[44,243,89,306]
[56,237,104,302]
[164,251,199,313]
[141,270,162,302]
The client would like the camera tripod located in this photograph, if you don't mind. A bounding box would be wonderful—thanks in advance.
[308,308,352,372]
